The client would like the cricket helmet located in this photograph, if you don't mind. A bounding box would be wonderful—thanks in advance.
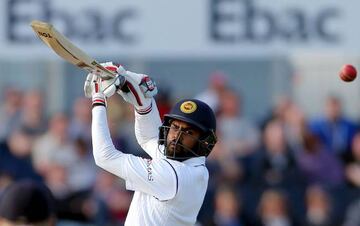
[158,99,217,160]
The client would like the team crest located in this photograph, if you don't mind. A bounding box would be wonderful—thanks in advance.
[180,101,197,113]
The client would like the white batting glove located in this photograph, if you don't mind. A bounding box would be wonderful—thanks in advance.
[85,62,158,114]
[117,70,158,114]
[84,62,126,99]
[84,73,107,108]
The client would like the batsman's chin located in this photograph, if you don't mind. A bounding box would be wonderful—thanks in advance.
[167,145,175,154]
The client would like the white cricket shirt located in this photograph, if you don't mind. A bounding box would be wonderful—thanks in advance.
[91,100,209,226]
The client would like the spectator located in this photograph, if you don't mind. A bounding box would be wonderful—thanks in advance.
[67,138,97,192]
[250,119,302,188]
[343,198,360,226]
[43,163,70,199]
[68,97,92,144]
[212,185,244,226]
[17,90,47,137]
[196,71,228,114]
[0,180,55,226]
[32,112,77,175]
[309,95,357,161]
[116,104,144,157]
[256,189,294,226]
[94,170,132,225]
[0,87,23,142]
[344,131,360,188]
[261,95,293,130]
[303,185,333,226]
[208,89,259,189]
[0,128,42,182]
[296,131,344,188]
[216,89,260,159]
[106,95,134,155]
[0,172,13,197]
[282,101,307,151]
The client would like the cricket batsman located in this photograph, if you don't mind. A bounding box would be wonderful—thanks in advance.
[84,62,217,226]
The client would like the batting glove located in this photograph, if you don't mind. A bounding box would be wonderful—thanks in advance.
[84,73,107,108]
[85,62,158,114]
[84,62,126,99]
[117,70,158,115]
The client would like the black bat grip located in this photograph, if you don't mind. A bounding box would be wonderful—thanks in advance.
[115,75,130,93]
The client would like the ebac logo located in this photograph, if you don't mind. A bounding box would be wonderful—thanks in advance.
[210,0,341,43]
[7,0,137,43]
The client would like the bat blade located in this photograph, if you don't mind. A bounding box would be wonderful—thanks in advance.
[30,20,116,80]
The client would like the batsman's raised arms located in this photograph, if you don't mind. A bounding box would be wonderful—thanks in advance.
[30,20,116,80]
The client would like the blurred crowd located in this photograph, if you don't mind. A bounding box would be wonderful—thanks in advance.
[1,72,360,226]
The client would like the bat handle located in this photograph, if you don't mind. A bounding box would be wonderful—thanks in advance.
[116,75,130,93]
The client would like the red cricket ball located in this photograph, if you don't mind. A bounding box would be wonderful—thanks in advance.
[339,64,357,82]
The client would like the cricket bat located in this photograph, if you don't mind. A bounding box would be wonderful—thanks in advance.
[30,20,116,80]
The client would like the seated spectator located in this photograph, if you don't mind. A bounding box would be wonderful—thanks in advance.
[94,170,132,225]
[343,198,360,226]
[0,87,23,142]
[211,185,244,226]
[303,185,333,226]
[106,96,132,154]
[116,104,145,157]
[32,112,77,175]
[250,119,303,188]
[17,90,47,137]
[256,189,294,226]
[296,131,344,188]
[0,129,42,182]
[0,172,13,197]
[344,131,360,188]
[67,138,97,192]
[43,163,70,199]
[282,101,307,151]
[0,180,55,226]
[68,97,92,144]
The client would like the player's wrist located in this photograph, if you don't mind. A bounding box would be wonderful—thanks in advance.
[92,92,107,108]
[135,101,153,115]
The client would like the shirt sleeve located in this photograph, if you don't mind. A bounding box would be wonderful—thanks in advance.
[134,99,163,159]
[92,106,176,200]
